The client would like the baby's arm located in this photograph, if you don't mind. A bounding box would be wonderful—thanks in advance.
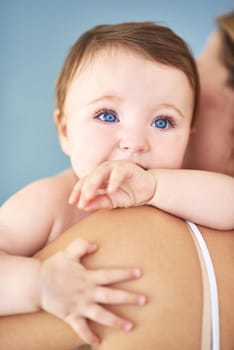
[0,177,146,345]
[148,169,234,230]
[0,179,57,314]
[69,160,234,230]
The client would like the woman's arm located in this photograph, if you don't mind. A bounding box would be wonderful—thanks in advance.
[0,206,233,350]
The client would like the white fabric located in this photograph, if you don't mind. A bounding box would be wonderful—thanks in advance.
[186,221,220,350]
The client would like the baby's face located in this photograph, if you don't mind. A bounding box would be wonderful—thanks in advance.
[59,47,194,178]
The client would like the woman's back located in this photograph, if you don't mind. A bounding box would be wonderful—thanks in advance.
[1,206,233,349]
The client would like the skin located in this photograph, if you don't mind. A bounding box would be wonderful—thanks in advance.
[69,161,234,230]
[1,24,234,346]
[0,207,233,350]
[183,30,234,175]
[59,46,233,229]
[0,47,195,345]
[1,26,234,349]
[58,48,193,174]
[0,44,233,346]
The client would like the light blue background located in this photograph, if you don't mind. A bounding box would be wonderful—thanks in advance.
[1,0,233,204]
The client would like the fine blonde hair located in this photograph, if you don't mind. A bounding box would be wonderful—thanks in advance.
[56,22,199,124]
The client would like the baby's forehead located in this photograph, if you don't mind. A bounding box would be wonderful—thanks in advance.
[65,45,194,110]
[68,44,193,94]
[74,44,153,77]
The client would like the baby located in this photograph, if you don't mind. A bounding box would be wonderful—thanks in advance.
[0,21,233,345]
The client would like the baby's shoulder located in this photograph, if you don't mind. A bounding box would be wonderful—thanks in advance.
[0,169,78,255]
[41,168,77,196]
[25,168,77,199]
[2,168,77,212]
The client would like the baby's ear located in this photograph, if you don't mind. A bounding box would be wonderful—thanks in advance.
[53,109,70,156]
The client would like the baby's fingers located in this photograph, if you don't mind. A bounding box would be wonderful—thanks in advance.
[66,316,100,345]
[78,195,113,211]
[91,267,142,285]
[68,178,85,205]
[78,163,128,206]
[94,286,146,306]
[65,238,98,260]
[78,167,111,206]
[85,304,134,332]
[107,164,131,193]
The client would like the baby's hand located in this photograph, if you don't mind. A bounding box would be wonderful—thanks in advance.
[69,160,156,211]
[39,238,146,345]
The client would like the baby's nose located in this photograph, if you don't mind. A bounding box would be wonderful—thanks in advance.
[119,130,149,153]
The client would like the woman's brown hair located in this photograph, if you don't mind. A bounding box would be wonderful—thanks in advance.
[216,11,234,88]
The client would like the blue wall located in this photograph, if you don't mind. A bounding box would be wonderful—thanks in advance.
[1,0,233,204]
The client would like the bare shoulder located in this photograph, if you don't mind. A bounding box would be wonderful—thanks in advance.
[0,169,78,255]
[0,169,76,216]
[37,207,234,350]
[44,169,89,243]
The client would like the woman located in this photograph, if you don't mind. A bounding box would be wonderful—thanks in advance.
[0,206,233,349]
[184,11,234,176]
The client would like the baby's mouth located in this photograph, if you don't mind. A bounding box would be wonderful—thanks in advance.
[113,159,148,171]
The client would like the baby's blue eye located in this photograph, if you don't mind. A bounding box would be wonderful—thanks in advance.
[152,118,169,129]
[97,112,118,123]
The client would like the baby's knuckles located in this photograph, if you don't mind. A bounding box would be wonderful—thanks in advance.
[39,252,90,307]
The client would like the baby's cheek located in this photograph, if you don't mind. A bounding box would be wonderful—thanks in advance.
[70,152,96,179]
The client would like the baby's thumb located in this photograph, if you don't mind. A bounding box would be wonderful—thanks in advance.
[65,238,98,261]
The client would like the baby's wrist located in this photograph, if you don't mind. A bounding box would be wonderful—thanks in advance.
[146,170,157,205]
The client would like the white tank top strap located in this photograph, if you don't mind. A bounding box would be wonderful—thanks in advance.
[186,220,220,350]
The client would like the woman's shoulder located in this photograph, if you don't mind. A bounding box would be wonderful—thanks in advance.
[32,206,234,349]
